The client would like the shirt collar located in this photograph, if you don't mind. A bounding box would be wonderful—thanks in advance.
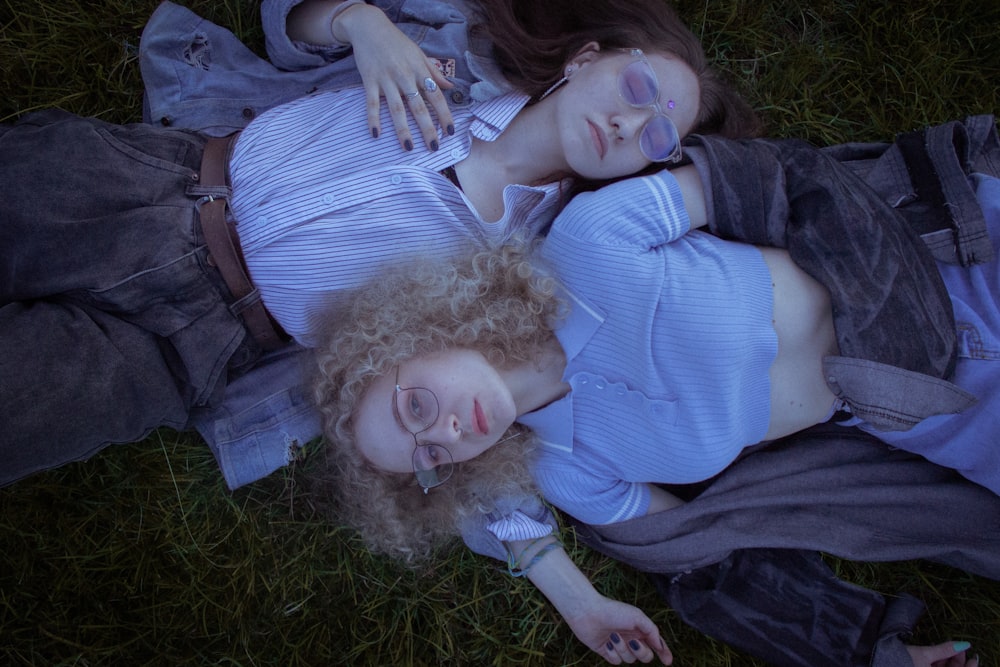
[470,93,531,142]
[553,285,604,362]
[515,285,604,452]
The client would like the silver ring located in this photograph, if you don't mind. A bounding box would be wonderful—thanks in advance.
[405,90,420,99]
[422,77,438,93]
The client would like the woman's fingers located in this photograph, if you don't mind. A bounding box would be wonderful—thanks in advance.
[369,66,454,151]
[422,61,455,137]
[603,633,669,665]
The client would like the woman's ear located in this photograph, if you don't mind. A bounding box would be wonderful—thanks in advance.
[566,41,602,74]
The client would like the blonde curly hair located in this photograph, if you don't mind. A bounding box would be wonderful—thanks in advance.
[311,243,562,565]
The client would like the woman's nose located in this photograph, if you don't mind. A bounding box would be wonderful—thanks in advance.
[429,412,462,444]
[612,108,650,141]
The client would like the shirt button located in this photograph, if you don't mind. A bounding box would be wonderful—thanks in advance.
[450,148,463,160]
[322,194,334,205]
[615,387,626,396]
[241,107,255,120]
[595,380,606,390]
[390,174,403,185]
[450,91,465,104]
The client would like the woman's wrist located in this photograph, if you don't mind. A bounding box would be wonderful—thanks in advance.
[329,0,376,44]
[287,0,367,46]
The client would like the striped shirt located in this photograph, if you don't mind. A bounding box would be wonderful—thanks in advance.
[228,87,563,346]
[518,171,777,526]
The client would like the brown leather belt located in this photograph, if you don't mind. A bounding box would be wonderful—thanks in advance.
[199,134,288,351]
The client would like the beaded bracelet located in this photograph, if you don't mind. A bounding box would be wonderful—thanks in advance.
[506,537,563,578]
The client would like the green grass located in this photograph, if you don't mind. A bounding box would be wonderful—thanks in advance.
[2,0,1000,664]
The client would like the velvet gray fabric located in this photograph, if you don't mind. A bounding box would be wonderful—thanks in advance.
[572,425,1000,667]
[574,425,1000,578]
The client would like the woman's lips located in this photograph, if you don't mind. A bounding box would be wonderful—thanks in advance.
[473,400,489,435]
[589,121,606,159]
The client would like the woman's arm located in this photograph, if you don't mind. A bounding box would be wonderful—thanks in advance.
[286,0,454,151]
[509,535,674,665]
[671,164,708,231]
[645,484,685,515]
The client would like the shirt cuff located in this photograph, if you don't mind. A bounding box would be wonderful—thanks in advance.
[486,510,554,543]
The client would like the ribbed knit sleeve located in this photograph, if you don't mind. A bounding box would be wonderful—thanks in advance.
[553,170,690,247]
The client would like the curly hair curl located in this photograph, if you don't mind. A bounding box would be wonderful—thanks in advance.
[311,243,561,565]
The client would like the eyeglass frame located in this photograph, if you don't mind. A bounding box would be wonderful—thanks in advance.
[391,366,455,493]
[616,47,683,164]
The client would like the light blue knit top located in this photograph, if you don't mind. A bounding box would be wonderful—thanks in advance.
[517,171,778,525]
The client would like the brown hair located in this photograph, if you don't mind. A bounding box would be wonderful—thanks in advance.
[475,0,762,139]
[311,243,560,564]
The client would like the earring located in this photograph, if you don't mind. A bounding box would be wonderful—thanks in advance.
[539,65,577,101]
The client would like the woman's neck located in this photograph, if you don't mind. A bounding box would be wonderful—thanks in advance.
[499,336,570,417]
[484,102,568,183]
[454,103,568,221]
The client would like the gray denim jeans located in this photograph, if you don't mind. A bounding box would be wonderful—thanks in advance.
[0,110,255,484]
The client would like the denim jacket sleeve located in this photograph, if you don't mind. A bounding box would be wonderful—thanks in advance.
[187,345,321,491]
[141,0,497,135]
[263,0,483,73]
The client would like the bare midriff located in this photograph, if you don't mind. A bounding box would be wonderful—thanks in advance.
[758,246,840,440]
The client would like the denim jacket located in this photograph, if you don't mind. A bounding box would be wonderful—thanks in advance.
[139,0,508,489]
[686,116,998,430]
[140,0,509,135]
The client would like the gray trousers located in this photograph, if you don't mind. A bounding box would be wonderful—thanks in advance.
[0,110,254,484]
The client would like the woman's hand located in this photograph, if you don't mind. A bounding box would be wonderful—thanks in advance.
[515,537,672,665]
[561,595,674,665]
[334,3,455,151]
[906,641,978,667]
[287,0,455,150]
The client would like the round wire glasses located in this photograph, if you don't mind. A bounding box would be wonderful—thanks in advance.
[392,367,455,493]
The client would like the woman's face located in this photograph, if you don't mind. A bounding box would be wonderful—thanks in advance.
[353,349,518,474]
[553,47,700,180]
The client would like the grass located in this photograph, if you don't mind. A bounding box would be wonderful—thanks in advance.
[1,0,999,664]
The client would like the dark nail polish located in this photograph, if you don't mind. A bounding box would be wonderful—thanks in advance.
[404,139,413,151]
[629,640,641,651]
[430,139,439,151]
[446,124,455,136]
[605,642,614,652]
[610,633,621,644]
[371,127,379,139]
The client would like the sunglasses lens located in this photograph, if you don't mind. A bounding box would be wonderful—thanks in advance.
[618,60,659,107]
[640,115,681,162]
